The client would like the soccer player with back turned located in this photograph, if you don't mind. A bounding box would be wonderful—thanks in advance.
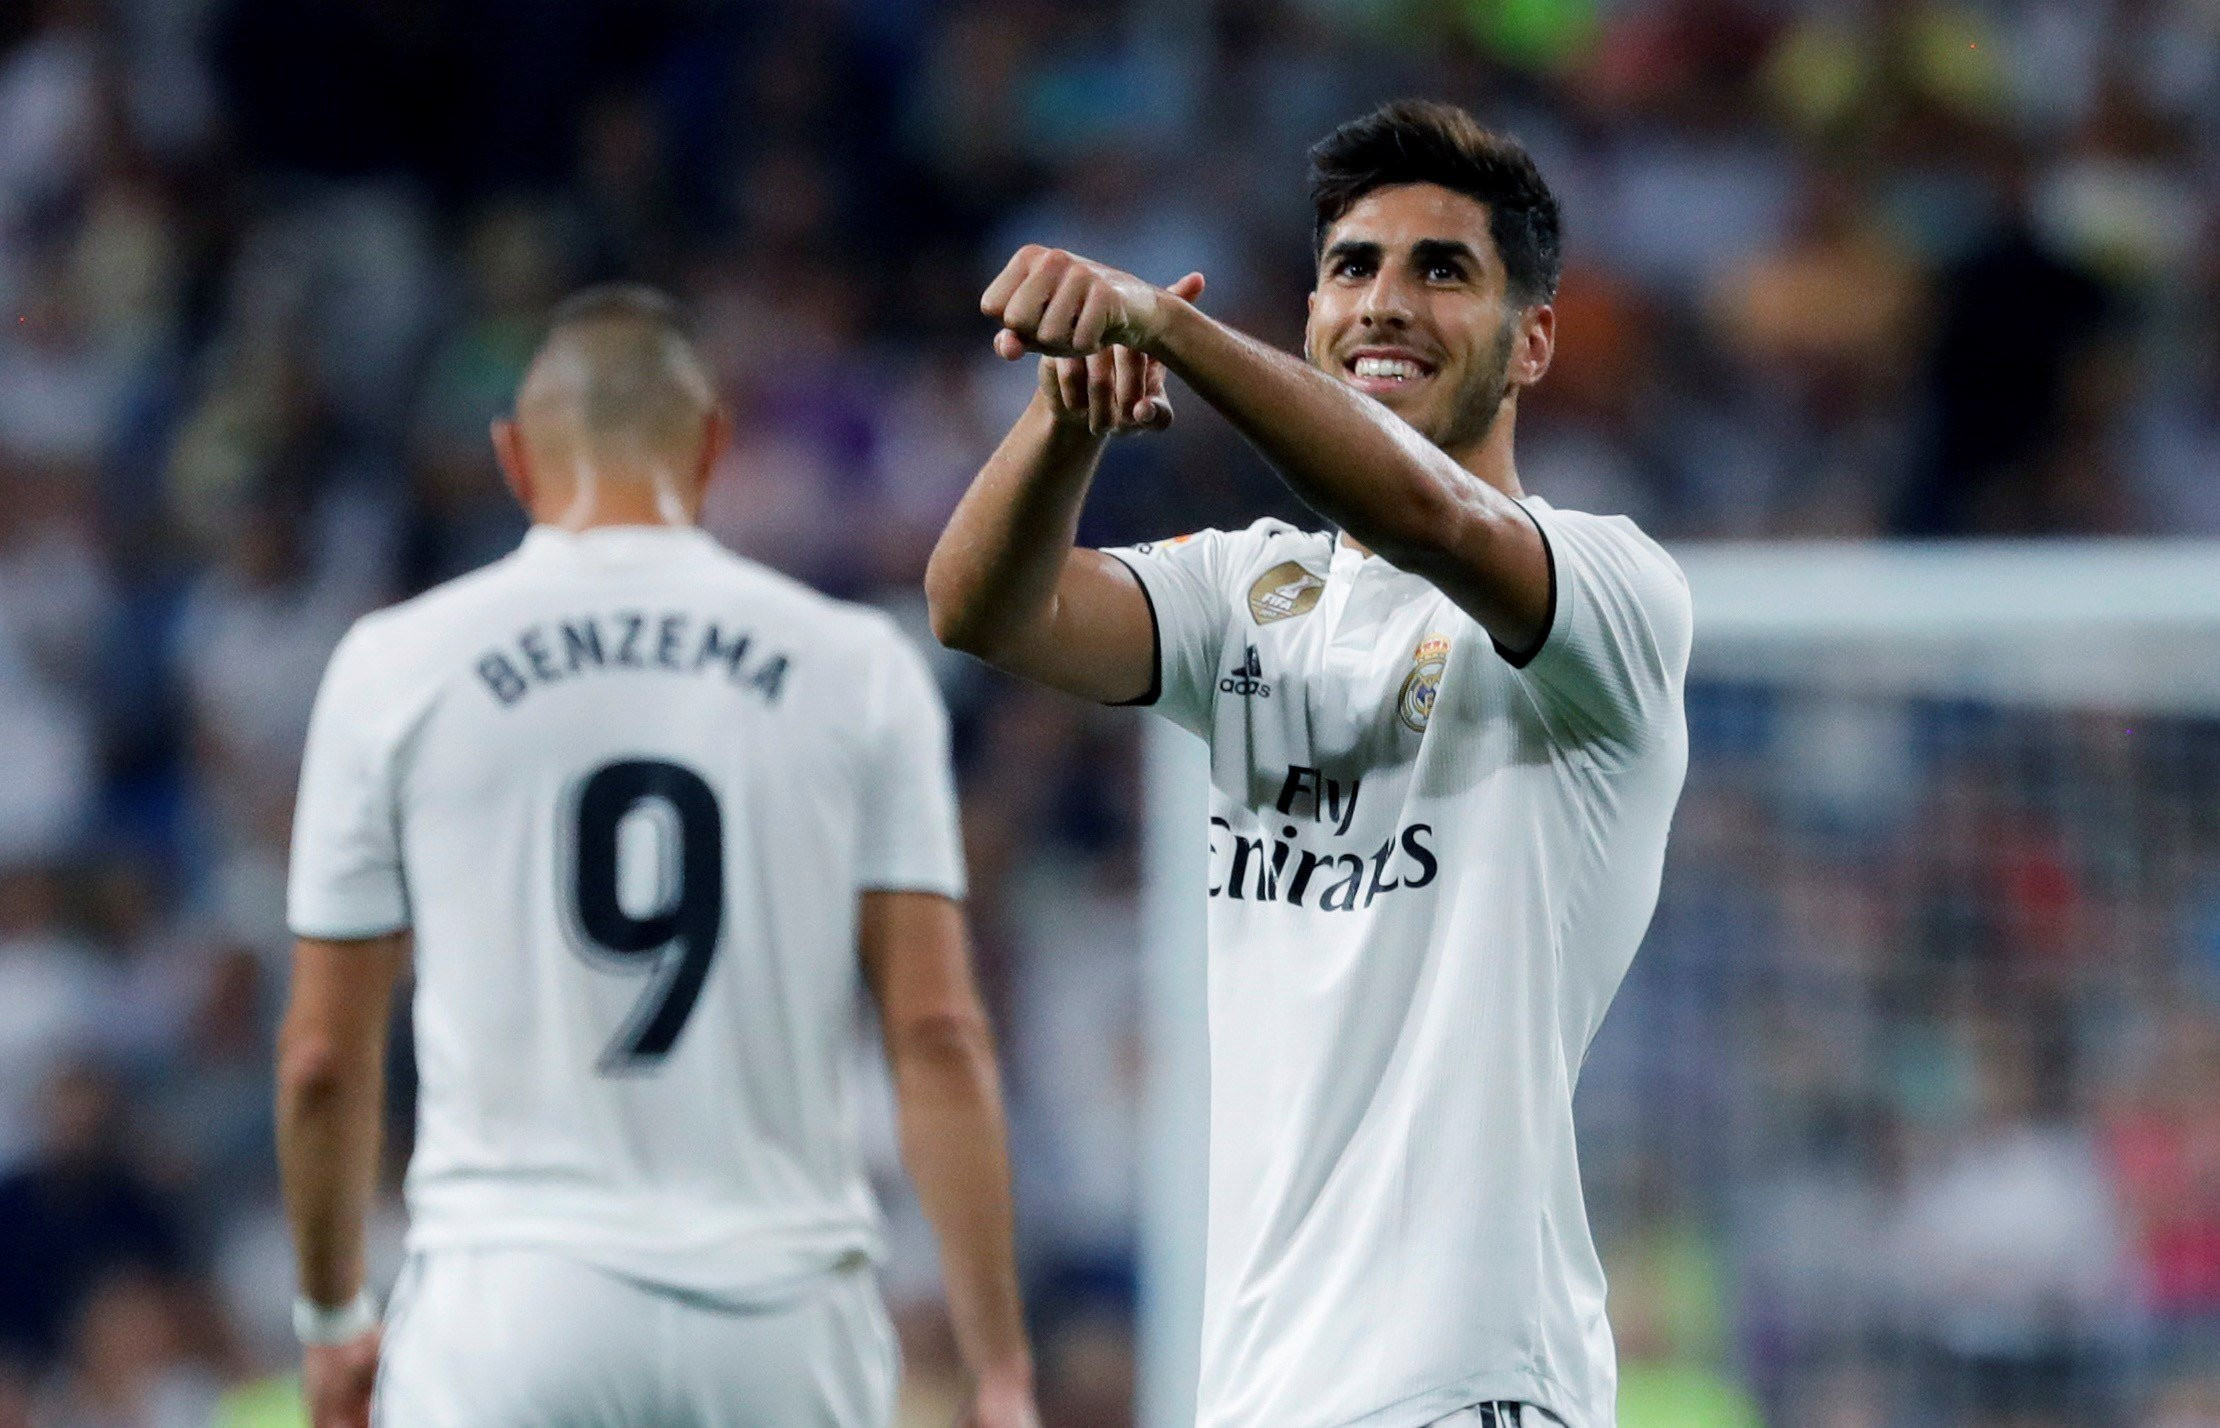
[276,287,1040,1428]
[928,101,1692,1428]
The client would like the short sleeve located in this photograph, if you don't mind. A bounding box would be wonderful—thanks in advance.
[1513,504,1692,756]
[287,624,411,939]
[856,630,967,900]
[1100,530,1241,738]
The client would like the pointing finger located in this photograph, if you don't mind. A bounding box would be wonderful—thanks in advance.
[1087,350,1116,433]
[1106,345,1139,429]
[1055,355,1087,414]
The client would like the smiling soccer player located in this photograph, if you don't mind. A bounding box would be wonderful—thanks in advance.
[928,100,1692,1428]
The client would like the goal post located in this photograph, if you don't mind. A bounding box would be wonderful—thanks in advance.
[1136,540,2220,1427]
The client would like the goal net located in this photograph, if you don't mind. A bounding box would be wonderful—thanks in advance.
[1140,541,2220,1428]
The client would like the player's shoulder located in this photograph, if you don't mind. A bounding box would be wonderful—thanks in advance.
[1122,517,1328,572]
[1526,498,1685,584]
[335,554,526,673]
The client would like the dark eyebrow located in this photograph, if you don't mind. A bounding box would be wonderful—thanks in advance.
[1321,239,1382,271]
[1410,239,1482,270]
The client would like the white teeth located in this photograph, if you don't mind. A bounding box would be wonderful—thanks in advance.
[1353,357,1422,380]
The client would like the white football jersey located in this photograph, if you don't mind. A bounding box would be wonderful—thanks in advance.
[1107,498,1691,1428]
[288,525,964,1302]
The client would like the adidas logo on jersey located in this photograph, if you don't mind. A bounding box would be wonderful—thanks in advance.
[1219,644,1271,698]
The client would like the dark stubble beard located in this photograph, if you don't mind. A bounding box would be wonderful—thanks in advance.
[1426,312,1518,455]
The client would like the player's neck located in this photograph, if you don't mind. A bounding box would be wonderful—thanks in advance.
[1452,395,1525,499]
[533,469,699,532]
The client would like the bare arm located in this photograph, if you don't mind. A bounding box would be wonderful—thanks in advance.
[926,274,1208,701]
[1150,301,1549,649]
[277,932,408,1306]
[981,248,1550,652]
[860,890,1037,1425]
[924,389,1156,702]
[277,933,407,1428]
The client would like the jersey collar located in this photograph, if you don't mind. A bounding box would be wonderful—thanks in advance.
[520,524,720,566]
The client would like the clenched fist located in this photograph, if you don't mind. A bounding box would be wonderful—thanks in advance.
[981,246,1203,358]
[983,247,1205,435]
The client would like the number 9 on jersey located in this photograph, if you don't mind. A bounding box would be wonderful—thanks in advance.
[568,758,726,1072]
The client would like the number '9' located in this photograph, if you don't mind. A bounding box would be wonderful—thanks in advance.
[570,759,725,1071]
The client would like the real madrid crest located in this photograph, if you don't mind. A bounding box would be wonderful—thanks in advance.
[1398,634,1451,733]
[1247,561,1325,625]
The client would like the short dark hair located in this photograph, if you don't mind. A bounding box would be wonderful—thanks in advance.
[524,283,712,441]
[1309,100,1563,305]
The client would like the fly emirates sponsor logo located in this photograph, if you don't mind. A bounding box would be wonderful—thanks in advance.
[1208,765,1438,912]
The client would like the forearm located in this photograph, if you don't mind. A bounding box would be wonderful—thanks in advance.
[276,1035,386,1306]
[892,1023,1032,1388]
[1150,300,1508,563]
[925,392,1105,659]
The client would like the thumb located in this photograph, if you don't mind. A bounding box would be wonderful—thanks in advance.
[1166,271,1206,302]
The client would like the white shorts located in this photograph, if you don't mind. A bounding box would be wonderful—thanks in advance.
[374,1248,898,1427]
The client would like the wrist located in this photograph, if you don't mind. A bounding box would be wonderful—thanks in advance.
[293,1288,379,1345]
[1137,291,1200,362]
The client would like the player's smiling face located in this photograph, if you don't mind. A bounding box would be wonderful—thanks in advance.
[1306,182,1546,456]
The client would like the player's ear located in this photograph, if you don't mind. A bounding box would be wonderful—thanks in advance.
[1511,303,1555,389]
[491,418,531,508]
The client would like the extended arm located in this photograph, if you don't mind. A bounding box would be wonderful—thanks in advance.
[981,248,1550,653]
[860,890,1039,1427]
[276,932,408,1428]
[1151,302,1549,650]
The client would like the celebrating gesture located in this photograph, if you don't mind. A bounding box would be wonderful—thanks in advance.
[935,102,1691,1428]
[982,248,1206,435]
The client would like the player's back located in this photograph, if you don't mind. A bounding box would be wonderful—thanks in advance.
[288,524,961,1302]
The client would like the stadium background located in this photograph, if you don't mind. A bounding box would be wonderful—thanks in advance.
[1,0,2217,1424]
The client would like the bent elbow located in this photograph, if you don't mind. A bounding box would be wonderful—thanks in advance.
[928,607,1002,664]
[922,560,986,656]
[924,591,976,656]
[924,581,1017,666]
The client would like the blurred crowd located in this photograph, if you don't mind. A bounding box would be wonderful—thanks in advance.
[1586,693,2220,1428]
[0,0,2216,1423]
